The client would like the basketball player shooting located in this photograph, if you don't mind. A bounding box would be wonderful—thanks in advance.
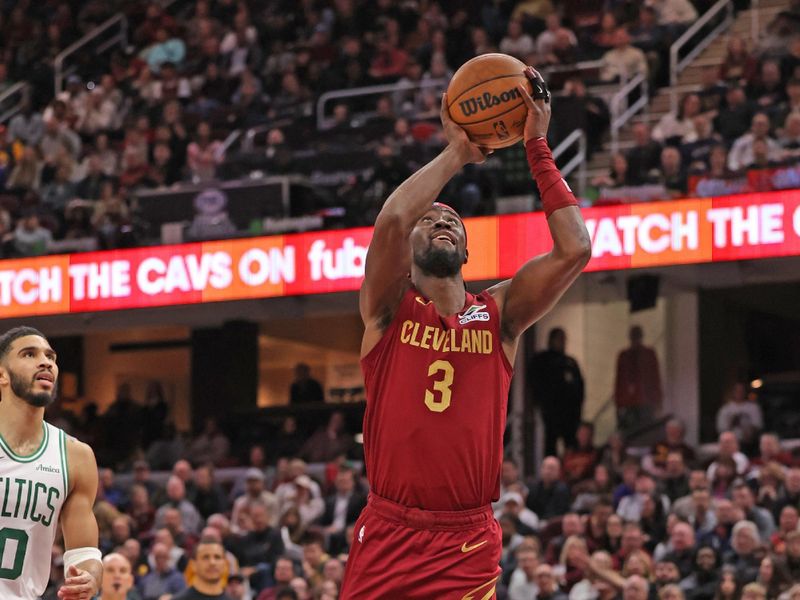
[339,67,591,599]
[0,327,102,600]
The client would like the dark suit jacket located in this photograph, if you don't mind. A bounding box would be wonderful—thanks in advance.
[320,492,367,529]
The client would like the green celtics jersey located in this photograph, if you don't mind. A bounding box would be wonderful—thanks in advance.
[0,422,69,599]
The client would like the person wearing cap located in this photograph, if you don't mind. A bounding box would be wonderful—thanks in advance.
[494,489,540,535]
[231,467,279,532]
[341,66,590,599]
[225,573,252,600]
[286,474,325,529]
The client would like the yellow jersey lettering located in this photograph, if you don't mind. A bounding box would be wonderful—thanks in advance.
[409,323,422,347]
[461,330,472,353]
[449,329,459,352]
[400,320,413,344]
[420,325,434,349]
[471,330,483,353]
[432,328,446,351]
[483,330,492,353]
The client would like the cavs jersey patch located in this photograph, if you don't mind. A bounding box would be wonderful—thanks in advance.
[458,304,490,325]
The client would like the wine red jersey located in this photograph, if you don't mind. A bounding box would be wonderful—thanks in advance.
[361,286,513,511]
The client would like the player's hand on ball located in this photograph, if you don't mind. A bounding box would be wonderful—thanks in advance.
[518,66,552,143]
[57,565,98,600]
[440,93,492,165]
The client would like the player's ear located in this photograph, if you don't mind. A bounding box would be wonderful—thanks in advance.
[0,365,8,386]
[464,248,469,264]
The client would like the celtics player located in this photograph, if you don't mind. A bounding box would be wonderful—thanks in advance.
[0,326,102,599]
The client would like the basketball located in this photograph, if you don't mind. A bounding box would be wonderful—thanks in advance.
[446,53,533,149]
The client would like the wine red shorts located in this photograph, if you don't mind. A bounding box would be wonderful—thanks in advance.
[339,493,502,600]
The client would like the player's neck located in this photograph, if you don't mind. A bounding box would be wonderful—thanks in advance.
[99,592,125,600]
[0,395,45,449]
[411,273,466,316]
[193,579,224,596]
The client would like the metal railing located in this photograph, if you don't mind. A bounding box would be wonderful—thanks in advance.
[669,0,734,113]
[54,14,128,94]
[551,128,587,195]
[0,82,29,124]
[316,79,447,130]
[610,73,649,154]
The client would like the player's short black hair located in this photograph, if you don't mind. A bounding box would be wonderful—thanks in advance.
[192,536,225,558]
[0,326,47,361]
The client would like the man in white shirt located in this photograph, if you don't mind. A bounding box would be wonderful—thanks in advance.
[728,112,783,171]
[601,29,649,82]
[508,545,540,600]
[707,431,751,480]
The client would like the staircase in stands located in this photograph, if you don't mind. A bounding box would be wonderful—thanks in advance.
[584,0,790,183]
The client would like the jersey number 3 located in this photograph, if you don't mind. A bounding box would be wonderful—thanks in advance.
[0,527,28,580]
[425,359,454,412]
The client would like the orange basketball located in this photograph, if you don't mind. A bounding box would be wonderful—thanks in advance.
[446,54,532,149]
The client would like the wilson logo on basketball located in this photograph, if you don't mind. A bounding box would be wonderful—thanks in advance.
[459,88,521,117]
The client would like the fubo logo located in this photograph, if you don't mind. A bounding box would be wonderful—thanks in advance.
[459,88,521,117]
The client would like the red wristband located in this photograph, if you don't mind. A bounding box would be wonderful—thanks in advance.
[525,137,579,217]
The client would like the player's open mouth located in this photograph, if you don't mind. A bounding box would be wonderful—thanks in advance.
[35,372,54,383]
[432,234,455,246]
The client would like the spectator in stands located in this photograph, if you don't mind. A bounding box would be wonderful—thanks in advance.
[537,14,577,57]
[682,116,723,171]
[719,36,757,85]
[715,85,754,144]
[141,27,186,73]
[653,93,702,145]
[238,501,285,575]
[644,0,698,33]
[716,382,764,447]
[618,473,667,522]
[138,541,187,600]
[592,153,642,188]
[12,210,51,257]
[626,122,663,178]
[601,28,649,83]
[753,432,792,470]
[732,483,776,542]
[774,530,800,583]
[710,432,751,482]
[41,163,76,213]
[614,325,662,432]
[773,467,800,521]
[155,475,203,535]
[98,553,135,600]
[501,19,536,60]
[188,417,231,467]
[656,146,688,196]
[508,544,539,600]
[172,537,229,600]
[190,463,228,520]
[779,112,800,159]
[320,466,366,547]
[749,61,787,114]
[657,452,691,503]
[529,327,585,456]
[8,99,43,147]
[298,412,352,463]
[772,504,800,553]
[724,520,763,584]
[643,418,696,478]
[534,563,568,600]
[7,146,42,192]
[563,423,599,484]
[232,468,280,531]
[593,12,620,57]
[186,121,223,183]
[511,0,555,30]
[289,363,324,405]
[630,7,667,84]
[527,456,571,519]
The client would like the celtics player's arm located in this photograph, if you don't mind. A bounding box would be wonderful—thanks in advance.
[58,438,102,599]
[360,96,489,342]
[488,68,591,351]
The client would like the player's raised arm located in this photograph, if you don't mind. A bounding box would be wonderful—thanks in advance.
[359,96,488,333]
[490,68,592,351]
[58,438,102,600]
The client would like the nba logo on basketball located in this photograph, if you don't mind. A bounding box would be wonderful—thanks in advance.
[493,121,509,140]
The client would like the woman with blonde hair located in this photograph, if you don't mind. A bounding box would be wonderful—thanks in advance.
[623,550,654,581]
[560,535,590,592]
